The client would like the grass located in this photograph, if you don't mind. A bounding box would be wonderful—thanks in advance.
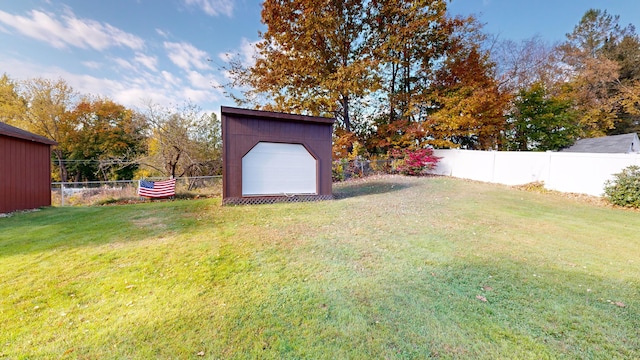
[1,175,639,359]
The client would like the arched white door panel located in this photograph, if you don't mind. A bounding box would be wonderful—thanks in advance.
[242,142,317,196]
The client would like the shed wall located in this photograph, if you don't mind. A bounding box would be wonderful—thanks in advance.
[221,107,334,204]
[0,135,52,213]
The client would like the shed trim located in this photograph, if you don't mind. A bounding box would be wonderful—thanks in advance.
[0,122,57,145]
[221,106,335,125]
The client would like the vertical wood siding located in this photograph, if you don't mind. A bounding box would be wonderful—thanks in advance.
[221,107,334,203]
[0,135,52,213]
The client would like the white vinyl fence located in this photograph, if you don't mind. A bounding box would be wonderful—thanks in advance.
[431,149,640,196]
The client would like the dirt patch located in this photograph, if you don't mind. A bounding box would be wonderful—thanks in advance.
[130,216,167,229]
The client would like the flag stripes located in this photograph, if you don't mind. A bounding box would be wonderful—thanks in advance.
[137,179,176,198]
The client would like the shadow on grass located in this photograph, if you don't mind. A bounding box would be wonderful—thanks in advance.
[0,200,203,258]
[332,178,417,199]
[89,257,640,359]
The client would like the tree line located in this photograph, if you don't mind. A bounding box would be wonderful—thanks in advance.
[3,3,640,181]
[0,75,222,182]
[227,2,640,156]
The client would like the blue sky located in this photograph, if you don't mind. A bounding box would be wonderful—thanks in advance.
[448,0,640,43]
[1,0,639,116]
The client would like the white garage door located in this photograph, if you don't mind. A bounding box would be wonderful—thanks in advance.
[242,142,317,196]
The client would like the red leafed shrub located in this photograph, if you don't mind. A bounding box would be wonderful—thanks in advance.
[389,148,440,176]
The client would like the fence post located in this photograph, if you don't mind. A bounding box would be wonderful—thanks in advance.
[60,182,65,207]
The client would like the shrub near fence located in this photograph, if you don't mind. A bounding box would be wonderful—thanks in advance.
[603,165,640,208]
[333,149,440,181]
[333,159,403,181]
[333,158,436,181]
[51,176,222,206]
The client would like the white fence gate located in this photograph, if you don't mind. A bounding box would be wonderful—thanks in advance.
[431,149,640,196]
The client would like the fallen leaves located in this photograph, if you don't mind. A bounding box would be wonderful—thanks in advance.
[607,300,627,307]
[476,295,487,302]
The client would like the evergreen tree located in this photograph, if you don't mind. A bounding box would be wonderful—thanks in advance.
[506,82,578,151]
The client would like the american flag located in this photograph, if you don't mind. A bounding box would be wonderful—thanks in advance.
[137,179,176,198]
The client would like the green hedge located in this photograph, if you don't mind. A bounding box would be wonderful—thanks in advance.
[604,165,640,208]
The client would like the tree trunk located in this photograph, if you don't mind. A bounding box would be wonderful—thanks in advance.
[342,94,351,132]
[53,148,68,182]
[403,47,412,120]
[390,61,397,122]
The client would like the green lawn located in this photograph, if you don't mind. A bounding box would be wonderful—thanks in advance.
[1,176,639,359]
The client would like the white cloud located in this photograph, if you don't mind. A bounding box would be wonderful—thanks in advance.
[183,0,234,17]
[218,37,261,85]
[82,61,102,69]
[220,69,234,82]
[164,41,211,72]
[115,87,175,109]
[187,70,221,89]
[73,70,222,110]
[0,9,144,51]
[113,57,137,72]
[182,87,217,104]
[161,71,182,87]
[134,53,158,72]
[155,28,169,38]
[219,37,260,67]
[0,56,225,112]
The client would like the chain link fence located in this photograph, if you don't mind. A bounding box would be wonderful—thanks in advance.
[333,158,425,181]
[50,158,431,206]
[51,176,222,206]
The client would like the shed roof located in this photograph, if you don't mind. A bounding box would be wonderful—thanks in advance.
[221,106,335,125]
[561,133,640,153]
[0,122,57,145]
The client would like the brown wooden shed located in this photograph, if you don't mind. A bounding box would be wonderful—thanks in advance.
[0,122,57,213]
[221,106,335,205]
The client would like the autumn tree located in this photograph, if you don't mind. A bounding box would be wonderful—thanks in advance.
[65,98,147,181]
[228,0,378,131]
[228,1,509,153]
[557,9,638,137]
[0,74,26,123]
[425,20,510,149]
[7,77,77,181]
[365,118,427,153]
[140,102,221,179]
[368,0,450,122]
[602,34,640,135]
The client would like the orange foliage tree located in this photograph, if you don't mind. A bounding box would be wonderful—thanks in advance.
[66,98,147,181]
[426,20,511,150]
[368,0,451,123]
[227,0,379,132]
[228,0,509,156]
[558,9,640,137]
